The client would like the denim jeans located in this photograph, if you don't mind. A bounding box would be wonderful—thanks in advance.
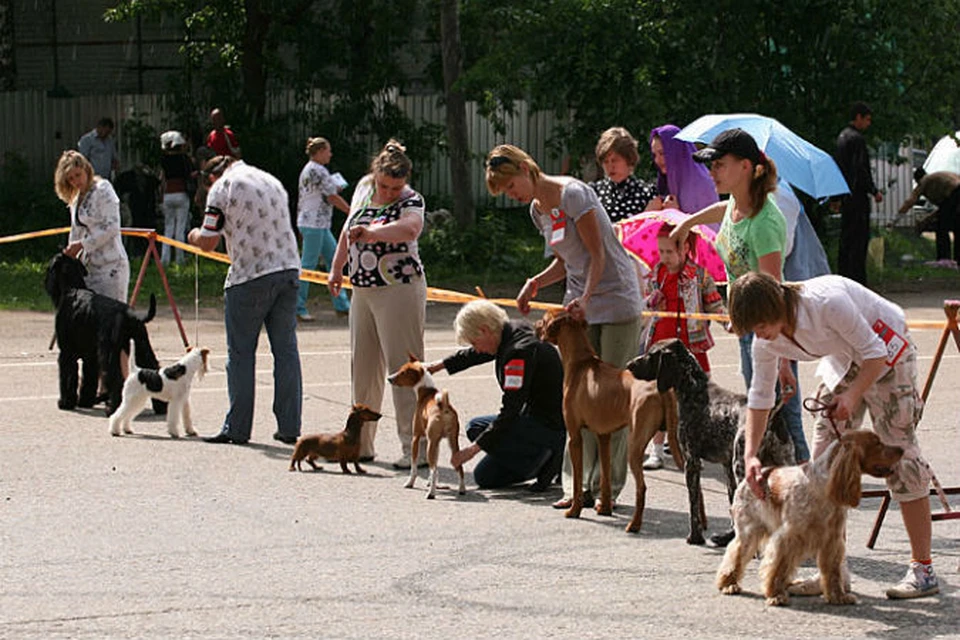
[161,192,191,266]
[739,332,810,462]
[221,269,302,441]
[298,226,350,314]
[467,414,566,489]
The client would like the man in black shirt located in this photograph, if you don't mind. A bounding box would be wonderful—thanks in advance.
[835,101,883,285]
[427,300,565,491]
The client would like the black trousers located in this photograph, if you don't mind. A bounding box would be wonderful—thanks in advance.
[935,187,960,262]
[838,193,871,285]
[466,414,565,489]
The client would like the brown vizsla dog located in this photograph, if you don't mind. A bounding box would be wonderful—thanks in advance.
[537,309,679,533]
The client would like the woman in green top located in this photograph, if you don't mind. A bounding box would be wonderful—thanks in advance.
[673,128,810,472]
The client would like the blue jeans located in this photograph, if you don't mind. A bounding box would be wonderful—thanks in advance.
[739,332,810,462]
[298,226,350,314]
[222,269,302,441]
[466,414,566,489]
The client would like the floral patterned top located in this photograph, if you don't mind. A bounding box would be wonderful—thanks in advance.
[297,160,338,229]
[346,174,425,288]
[201,161,301,289]
[68,178,129,302]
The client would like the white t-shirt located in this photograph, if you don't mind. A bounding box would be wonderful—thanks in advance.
[297,160,339,229]
[748,275,908,409]
[200,161,301,289]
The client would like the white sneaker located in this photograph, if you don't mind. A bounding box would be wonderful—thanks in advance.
[297,312,315,322]
[643,453,663,470]
[886,562,940,599]
[392,453,428,470]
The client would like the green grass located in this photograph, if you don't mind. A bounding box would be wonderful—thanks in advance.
[0,256,231,312]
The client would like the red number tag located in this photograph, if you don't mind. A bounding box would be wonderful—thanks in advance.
[504,359,525,390]
[872,319,907,367]
[549,209,566,246]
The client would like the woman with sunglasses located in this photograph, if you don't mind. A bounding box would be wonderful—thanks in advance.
[485,144,643,509]
[328,139,427,470]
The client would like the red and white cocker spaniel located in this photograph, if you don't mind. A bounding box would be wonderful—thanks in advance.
[716,430,903,606]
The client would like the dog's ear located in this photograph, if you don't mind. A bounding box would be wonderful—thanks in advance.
[656,352,681,394]
[407,351,419,363]
[827,439,863,507]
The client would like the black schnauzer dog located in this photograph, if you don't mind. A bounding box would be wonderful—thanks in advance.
[627,339,795,545]
[44,253,166,417]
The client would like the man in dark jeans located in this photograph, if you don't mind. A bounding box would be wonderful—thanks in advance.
[427,300,565,491]
[899,167,960,264]
[835,101,883,285]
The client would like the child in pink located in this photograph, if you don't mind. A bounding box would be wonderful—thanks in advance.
[642,223,725,468]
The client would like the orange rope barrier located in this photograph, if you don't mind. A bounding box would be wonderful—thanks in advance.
[2,226,948,329]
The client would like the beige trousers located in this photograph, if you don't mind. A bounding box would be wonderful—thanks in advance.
[350,280,426,459]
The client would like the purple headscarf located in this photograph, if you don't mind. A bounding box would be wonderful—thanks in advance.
[650,124,719,214]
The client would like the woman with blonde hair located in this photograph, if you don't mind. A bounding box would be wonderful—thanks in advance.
[328,139,427,469]
[485,143,643,509]
[54,150,129,302]
[296,136,351,320]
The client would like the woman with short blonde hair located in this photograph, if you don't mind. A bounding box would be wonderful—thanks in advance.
[486,142,644,510]
[454,300,509,345]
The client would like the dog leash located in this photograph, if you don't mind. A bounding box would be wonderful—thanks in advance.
[802,395,951,512]
[193,252,200,347]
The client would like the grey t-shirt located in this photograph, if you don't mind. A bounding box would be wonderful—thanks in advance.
[529,179,642,324]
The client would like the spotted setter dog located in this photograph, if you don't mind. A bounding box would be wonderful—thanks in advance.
[627,339,795,545]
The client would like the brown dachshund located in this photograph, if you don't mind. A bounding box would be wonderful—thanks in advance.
[537,309,678,533]
[387,355,465,499]
[289,404,382,473]
[716,430,903,606]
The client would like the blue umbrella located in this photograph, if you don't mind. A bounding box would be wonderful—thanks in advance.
[676,113,850,199]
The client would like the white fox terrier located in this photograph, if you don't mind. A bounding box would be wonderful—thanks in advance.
[109,347,210,438]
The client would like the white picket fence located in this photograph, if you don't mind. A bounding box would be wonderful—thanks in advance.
[0,89,923,219]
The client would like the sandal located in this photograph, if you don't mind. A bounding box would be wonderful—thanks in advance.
[552,493,596,509]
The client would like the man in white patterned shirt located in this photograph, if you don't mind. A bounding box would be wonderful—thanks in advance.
[188,156,303,445]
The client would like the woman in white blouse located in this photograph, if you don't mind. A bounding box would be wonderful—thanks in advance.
[729,271,939,600]
[54,150,129,303]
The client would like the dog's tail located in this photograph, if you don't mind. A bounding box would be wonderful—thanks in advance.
[436,389,455,415]
[137,293,157,324]
[661,388,684,470]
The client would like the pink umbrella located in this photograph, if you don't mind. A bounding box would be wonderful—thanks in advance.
[615,208,728,285]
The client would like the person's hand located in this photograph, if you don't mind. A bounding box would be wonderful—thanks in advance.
[874,192,884,204]
[745,455,765,499]
[662,194,678,209]
[516,277,538,315]
[426,360,444,375]
[669,222,690,251]
[825,390,860,423]
[564,297,587,321]
[348,225,375,244]
[328,271,343,296]
[63,242,83,259]
[778,362,797,402]
[644,195,664,212]
[451,443,480,468]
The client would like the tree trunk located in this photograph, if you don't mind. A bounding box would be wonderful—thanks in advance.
[241,0,270,124]
[0,0,15,91]
[439,0,474,227]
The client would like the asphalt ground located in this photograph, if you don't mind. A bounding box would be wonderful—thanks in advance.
[1,290,958,639]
